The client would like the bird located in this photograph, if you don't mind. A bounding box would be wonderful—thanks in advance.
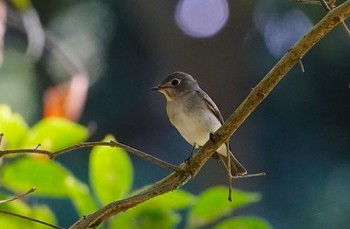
[152,71,247,176]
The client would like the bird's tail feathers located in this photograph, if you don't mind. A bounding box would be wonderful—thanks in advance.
[218,151,247,176]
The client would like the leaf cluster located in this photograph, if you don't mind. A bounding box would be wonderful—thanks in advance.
[0,104,270,228]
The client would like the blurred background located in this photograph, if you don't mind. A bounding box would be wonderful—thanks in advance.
[1,0,350,228]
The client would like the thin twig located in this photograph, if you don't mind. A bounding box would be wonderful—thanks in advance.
[320,0,332,10]
[297,0,350,38]
[319,0,350,39]
[109,141,182,173]
[295,0,322,5]
[0,209,64,229]
[0,141,181,173]
[0,148,53,157]
[225,145,233,201]
[0,187,36,204]
[52,141,181,172]
[299,59,305,73]
[339,20,350,37]
[232,172,267,179]
[0,187,59,228]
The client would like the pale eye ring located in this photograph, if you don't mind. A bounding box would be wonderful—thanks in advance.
[171,78,180,86]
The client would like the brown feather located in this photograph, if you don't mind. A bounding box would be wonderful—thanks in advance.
[196,90,247,176]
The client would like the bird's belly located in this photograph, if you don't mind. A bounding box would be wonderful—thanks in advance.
[177,119,211,147]
[176,117,228,156]
[168,104,221,147]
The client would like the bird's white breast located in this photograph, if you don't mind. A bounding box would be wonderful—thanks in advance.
[166,92,227,156]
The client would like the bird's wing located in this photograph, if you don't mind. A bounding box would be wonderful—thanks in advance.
[197,90,247,175]
[196,90,232,153]
[196,90,224,124]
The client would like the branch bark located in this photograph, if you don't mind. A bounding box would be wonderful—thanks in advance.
[0,141,181,173]
[70,1,350,228]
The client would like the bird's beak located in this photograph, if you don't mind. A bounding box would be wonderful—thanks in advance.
[151,85,169,91]
[150,85,160,91]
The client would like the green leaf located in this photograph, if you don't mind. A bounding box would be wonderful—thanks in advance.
[0,195,32,229]
[0,104,29,149]
[110,189,193,229]
[214,216,273,229]
[29,205,58,229]
[0,157,73,197]
[0,194,56,229]
[65,176,98,215]
[140,188,194,210]
[111,204,180,229]
[22,117,88,151]
[90,135,133,205]
[187,187,261,229]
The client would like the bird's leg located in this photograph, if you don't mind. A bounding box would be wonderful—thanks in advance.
[185,143,197,164]
[184,144,198,177]
[209,132,219,142]
[190,143,196,156]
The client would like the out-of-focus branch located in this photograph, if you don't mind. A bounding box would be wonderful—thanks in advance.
[0,209,64,229]
[6,5,89,121]
[6,5,87,75]
[0,187,36,204]
[22,7,45,60]
[68,1,350,228]
[0,0,6,66]
[0,187,63,228]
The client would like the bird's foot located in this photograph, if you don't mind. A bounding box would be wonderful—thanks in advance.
[209,132,219,142]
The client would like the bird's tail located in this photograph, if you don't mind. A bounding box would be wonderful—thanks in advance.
[218,151,247,176]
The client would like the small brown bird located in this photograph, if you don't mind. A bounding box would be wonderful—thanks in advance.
[152,71,247,176]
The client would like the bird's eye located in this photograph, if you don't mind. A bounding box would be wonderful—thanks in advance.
[171,78,180,86]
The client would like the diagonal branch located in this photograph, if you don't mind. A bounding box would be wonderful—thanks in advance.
[296,0,350,38]
[69,1,350,228]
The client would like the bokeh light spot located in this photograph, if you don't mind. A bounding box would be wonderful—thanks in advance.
[254,9,313,58]
[175,0,229,38]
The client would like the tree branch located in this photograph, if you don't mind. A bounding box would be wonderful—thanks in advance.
[296,0,350,38]
[0,209,64,229]
[0,141,181,173]
[0,187,64,228]
[0,187,36,204]
[69,1,350,228]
